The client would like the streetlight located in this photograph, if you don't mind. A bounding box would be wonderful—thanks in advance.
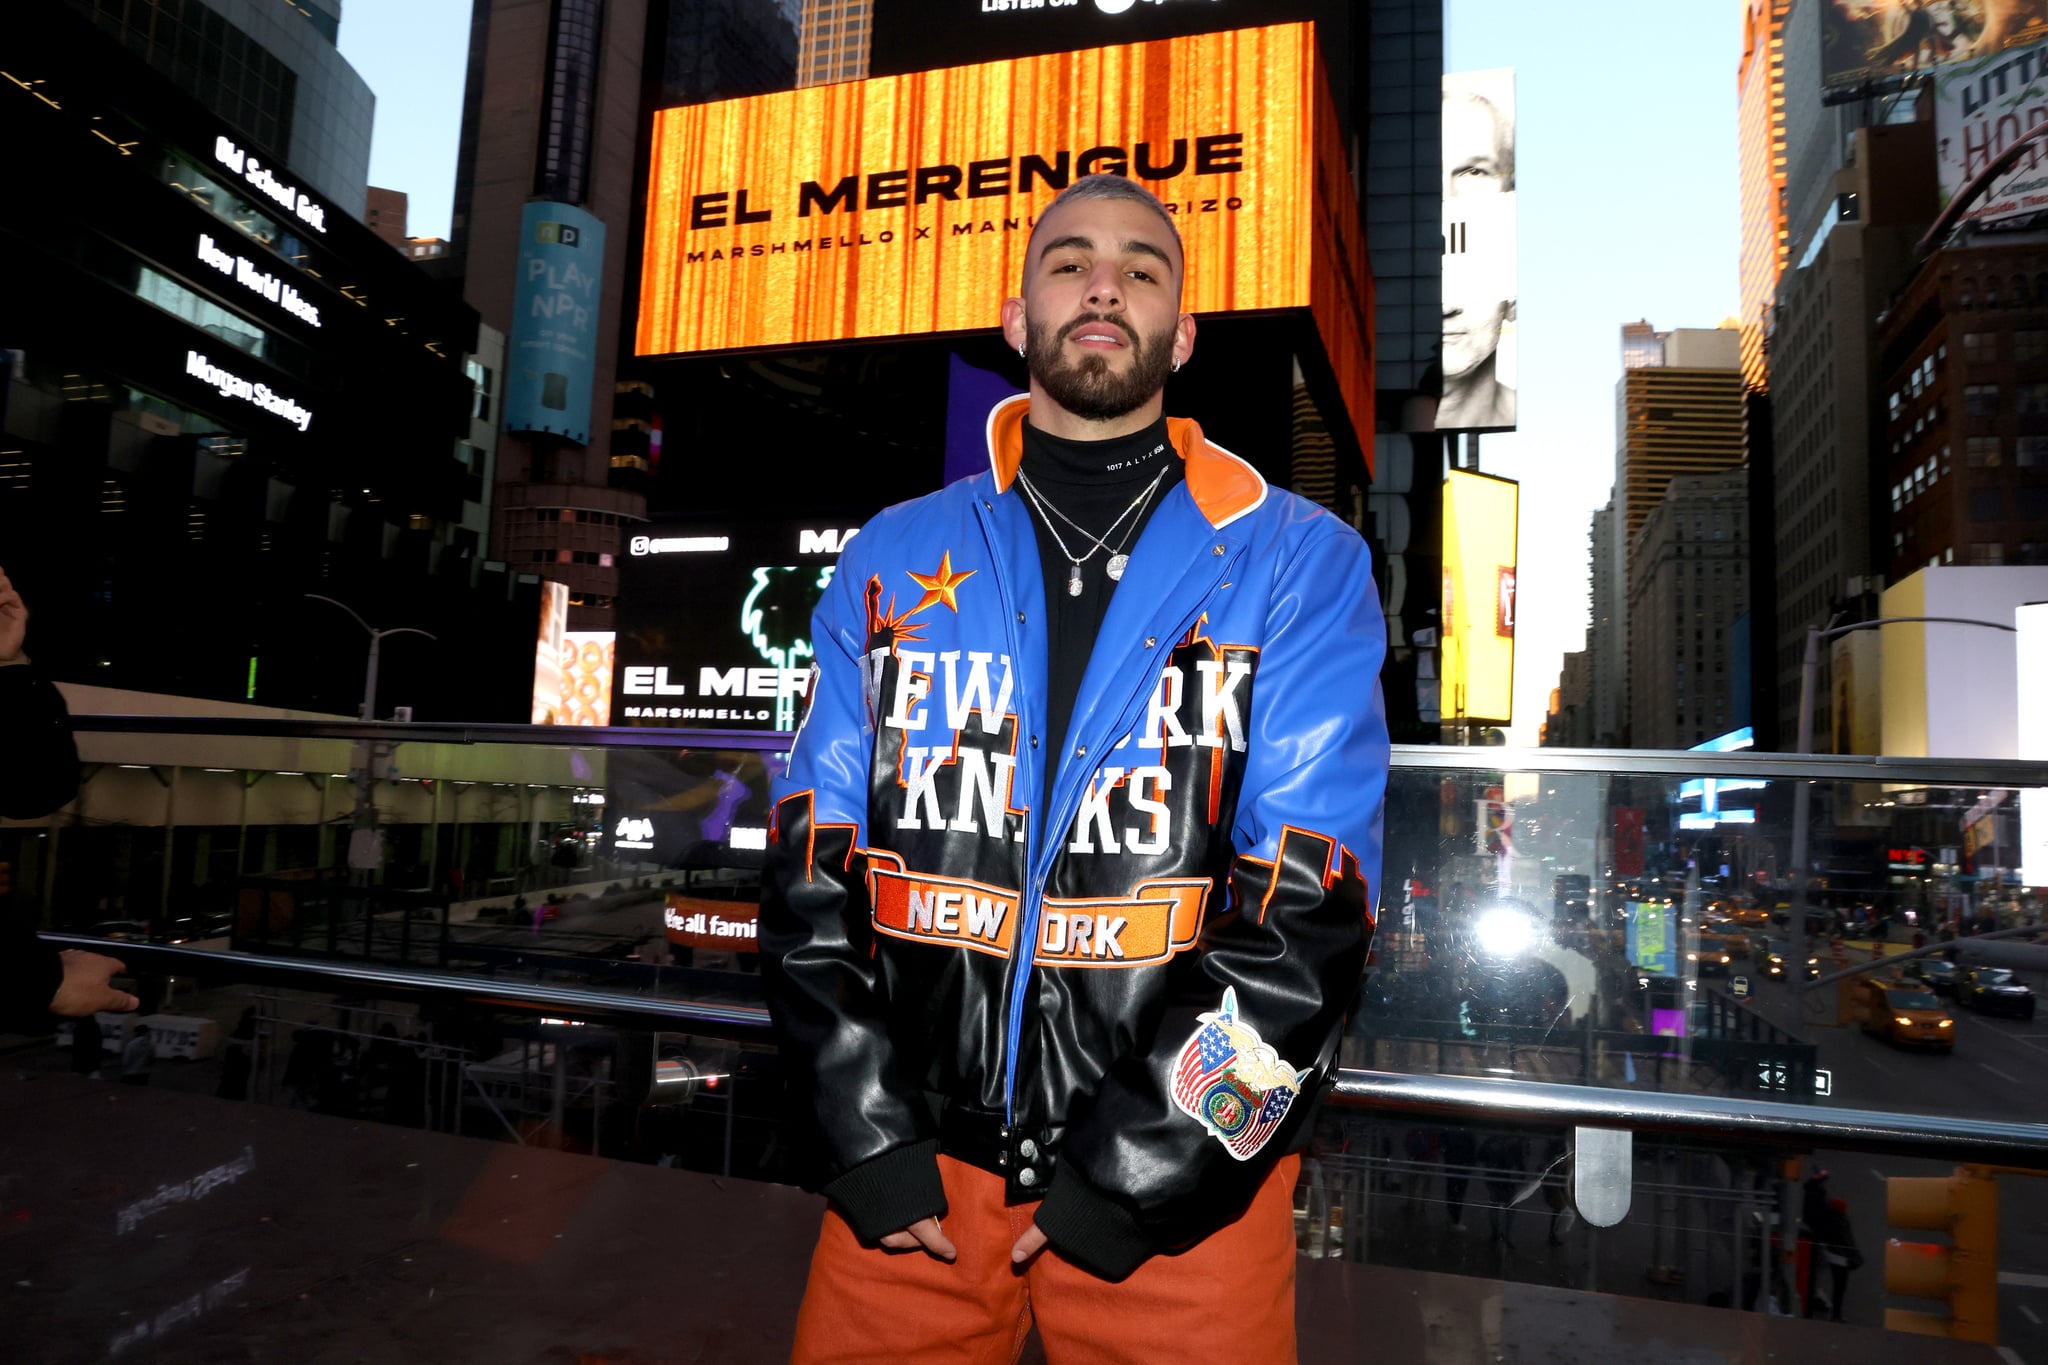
[305,594,436,870]
[1788,613,2018,997]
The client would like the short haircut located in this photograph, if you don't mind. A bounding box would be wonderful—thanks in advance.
[1023,174,1184,283]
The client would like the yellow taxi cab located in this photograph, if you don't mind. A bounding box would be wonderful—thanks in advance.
[1858,978,1954,1050]
[1727,901,1771,928]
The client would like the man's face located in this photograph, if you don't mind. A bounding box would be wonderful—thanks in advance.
[1441,268,1510,381]
[1443,94,1508,199]
[1006,196,1190,424]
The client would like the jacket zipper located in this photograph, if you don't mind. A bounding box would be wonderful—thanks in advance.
[997,540,1242,1122]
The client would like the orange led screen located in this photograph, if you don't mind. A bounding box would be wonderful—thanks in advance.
[641,23,1331,338]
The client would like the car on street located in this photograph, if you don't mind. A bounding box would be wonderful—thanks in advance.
[1756,938,1819,981]
[1956,967,2037,1020]
[1900,957,1959,996]
[1701,919,1749,959]
[1726,902,1772,928]
[1857,978,1955,1050]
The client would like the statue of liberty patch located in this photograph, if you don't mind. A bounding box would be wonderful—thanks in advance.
[1170,987,1308,1161]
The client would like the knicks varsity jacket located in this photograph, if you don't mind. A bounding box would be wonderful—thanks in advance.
[762,395,1388,1280]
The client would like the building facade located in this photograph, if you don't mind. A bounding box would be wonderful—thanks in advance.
[68,0,376,216]
[3,4,538,719]
[1588,499,1626,746]
[795,0,868,86]
[449,0,660,630]
[1614,326,1745,545]
[1878,239,2048,579]
[1769,122,1937,747]
[1541,648,1594,747]
[1737,0,1791,394]
[1627,469,1751,750]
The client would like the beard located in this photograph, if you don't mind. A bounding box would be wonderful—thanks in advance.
[1024,312,1178,423]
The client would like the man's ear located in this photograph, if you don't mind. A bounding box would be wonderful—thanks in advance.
[1171,311,1198,370]
[1001,296,1027,355]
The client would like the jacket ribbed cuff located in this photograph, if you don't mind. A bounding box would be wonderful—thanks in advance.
[821,1139,946,1244]
[1033,1164,1155,1282]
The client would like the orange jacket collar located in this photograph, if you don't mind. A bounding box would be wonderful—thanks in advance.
[984,394,1268,530]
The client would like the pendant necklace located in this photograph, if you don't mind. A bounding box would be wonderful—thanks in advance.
[1015,465,1167,596]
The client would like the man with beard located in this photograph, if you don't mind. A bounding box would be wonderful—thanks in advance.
[763,174,1388,1361]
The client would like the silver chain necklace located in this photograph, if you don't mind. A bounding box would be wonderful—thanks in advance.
[1014,465,1167,596]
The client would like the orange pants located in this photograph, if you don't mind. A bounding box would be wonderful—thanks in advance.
[790,1153,1299,1365]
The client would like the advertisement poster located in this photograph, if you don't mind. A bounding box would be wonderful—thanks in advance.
[504,201,607,445]
[1627,900,1679,977]
[1440,468,1519,725]
[559,631,616,727]
[1440,68,1518,432]
[616,520,860,731]
[1613,806,1647,878]
[1822,0,2048,88]
[1933,34,2048,224]
[530,580,569,725]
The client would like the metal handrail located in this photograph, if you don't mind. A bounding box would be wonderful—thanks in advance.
[1329,1069,2048,1167]
[51,934,2048,1167]
[43,934,771,1039]
[62,715,2048,785]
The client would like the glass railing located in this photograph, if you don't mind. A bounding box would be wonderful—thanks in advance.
[5,719,2046,1360]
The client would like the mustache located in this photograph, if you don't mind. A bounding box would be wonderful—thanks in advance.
[1058,313,1136,346]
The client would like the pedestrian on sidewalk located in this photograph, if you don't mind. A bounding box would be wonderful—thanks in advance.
[1805,1184,1861,1321]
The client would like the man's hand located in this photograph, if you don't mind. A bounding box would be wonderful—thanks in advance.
[878,1216,957,1261]
[1010,1221,1048,1265]
[48,951,139,1017]
[0,567,27,663]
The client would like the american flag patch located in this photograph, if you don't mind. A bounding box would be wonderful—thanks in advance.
[1169,987,1307,1162]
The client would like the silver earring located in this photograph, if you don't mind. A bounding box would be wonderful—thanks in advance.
[1171,360,1182,373]
[1018,344,1026,358]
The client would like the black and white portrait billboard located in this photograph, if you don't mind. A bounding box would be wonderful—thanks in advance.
[1440,68,1518,434]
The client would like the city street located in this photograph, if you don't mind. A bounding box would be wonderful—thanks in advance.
[1739,965,2048,1359]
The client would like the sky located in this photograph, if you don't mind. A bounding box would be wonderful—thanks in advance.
[1447,2,1743,741]
[339,1,1746,745]
[335,0,470,241]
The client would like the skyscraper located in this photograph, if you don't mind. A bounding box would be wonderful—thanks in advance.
[1614,325,1745,545]
[1767,121,1936,747]
[68,0,376,216]
[1737,0,1791,394]
[1588,499,1626,746]
[796,0,869,86]
[1627,468,1751,749]
[448,0,660,631]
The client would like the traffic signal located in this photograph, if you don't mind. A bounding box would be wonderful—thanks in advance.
[1884,1165,1999,1342]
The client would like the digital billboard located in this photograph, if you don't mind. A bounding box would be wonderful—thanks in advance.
[504,201,607,445]
[616,520,862,731]
[866,0,1329,79]
[530,580,569,725]
[1440,468,1518,726]
[1440,68,1517,433]
[1822,0,2048,89]
[638,22,1374,450]
[1933,35,2048,226]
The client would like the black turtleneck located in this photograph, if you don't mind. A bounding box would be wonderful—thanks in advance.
[1014,414,1182,805]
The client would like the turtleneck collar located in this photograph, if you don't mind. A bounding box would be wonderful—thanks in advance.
[1018,415,1175,491]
